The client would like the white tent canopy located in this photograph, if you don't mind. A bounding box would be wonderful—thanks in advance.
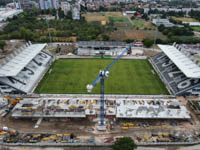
[0,44,47,77]
[158,44,200,78]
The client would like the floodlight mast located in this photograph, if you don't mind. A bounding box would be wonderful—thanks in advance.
[86,41,136,127]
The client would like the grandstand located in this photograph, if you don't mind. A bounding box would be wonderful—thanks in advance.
[76,41,127,56]
[0,42,53,94]
[150,43,200,96]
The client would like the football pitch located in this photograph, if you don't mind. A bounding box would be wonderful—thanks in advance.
[35,59,169,95]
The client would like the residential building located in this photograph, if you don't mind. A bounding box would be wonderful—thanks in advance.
[72,4,80,20]
[152,18,184,27]
[21,0,38,9]
[39,0,59,10]
[61,2,71,15]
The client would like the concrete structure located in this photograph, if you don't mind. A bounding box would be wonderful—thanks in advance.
[132,49,144,56]
[61,2,71,15]
[144,8,200,14]
[21,0,38,9]
[77,41,127,56]
[116,99,190,119]
[12,96,190,120]
[152,19,183,27]
[13,0,22,9]
[183,22,200,27]
[126,11,136,14]
[39,0,59,10]
[72,4,80,20]
[0,8,23,22]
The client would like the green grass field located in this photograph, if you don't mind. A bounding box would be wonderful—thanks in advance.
[35,59,169,95]
[192,27,200,32]
[108,16,129,22]
[132,19,145,28]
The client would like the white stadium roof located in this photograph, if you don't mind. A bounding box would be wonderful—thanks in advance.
[158,44,200,78]
[0,43,47,77]
[0,8,23,22]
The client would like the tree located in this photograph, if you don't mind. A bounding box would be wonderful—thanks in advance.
[131,16,135,20]
[58,8,65,19]
[142,13,149,21]
[112,137,137,150]
[102,34,109,41]
[143,38,154,48]
[0,40,6,52]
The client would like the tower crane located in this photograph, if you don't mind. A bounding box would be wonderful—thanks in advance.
[86,41,136,130]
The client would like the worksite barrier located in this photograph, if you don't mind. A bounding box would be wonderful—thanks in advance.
[37,94,175,99]
[1,141,200,147]
[4,93,175,100]
[57,55,147,59]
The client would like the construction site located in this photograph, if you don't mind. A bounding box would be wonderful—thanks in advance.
[1,41,200,149]
[0,94,200,146]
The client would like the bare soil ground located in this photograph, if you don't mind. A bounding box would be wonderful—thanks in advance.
[144,50,160,57]
[0,114,95,136]
[109,28,166,41]
[0,40,25,60]
[83,12,123,22]
[173,17,198,22]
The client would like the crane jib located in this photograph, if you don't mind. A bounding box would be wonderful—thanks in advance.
[86,41,136,128]
[90,41,136,87]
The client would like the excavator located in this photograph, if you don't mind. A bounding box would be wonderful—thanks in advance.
[3,96,22,105]
[1,96,22,117]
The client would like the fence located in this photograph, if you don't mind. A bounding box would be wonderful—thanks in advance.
[1,141,200,147]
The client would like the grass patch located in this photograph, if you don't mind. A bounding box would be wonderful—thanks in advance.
[108,16,129,22]
[173,17,198,22]
[132,19,154,29]
[35,59,169,95]
[132,19,145,28]
[83,12,123,22]
[192,26,200,32]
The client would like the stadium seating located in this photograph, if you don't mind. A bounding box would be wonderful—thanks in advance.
[0,42,54,94]
[151,51,200,96]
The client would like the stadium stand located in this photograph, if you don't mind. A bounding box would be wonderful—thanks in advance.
[0,42,54,94]
[76,41,127,56]
[150,43,200,96]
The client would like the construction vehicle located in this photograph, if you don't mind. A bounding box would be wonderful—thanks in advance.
[87,41,136,130]
[1,96,22,117]
[3,96,22,105]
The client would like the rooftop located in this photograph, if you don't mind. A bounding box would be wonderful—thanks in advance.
[117,99,190,119]
[12,96,190,119]
[158,44,200,78]
[78,41,126,47]
[0,8,23,22]
[0,43,47,77]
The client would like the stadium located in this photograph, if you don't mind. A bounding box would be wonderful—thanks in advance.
[0,41,197,136]
[0,41,200,96]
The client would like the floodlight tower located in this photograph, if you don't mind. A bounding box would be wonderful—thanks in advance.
[86,40,136,130]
